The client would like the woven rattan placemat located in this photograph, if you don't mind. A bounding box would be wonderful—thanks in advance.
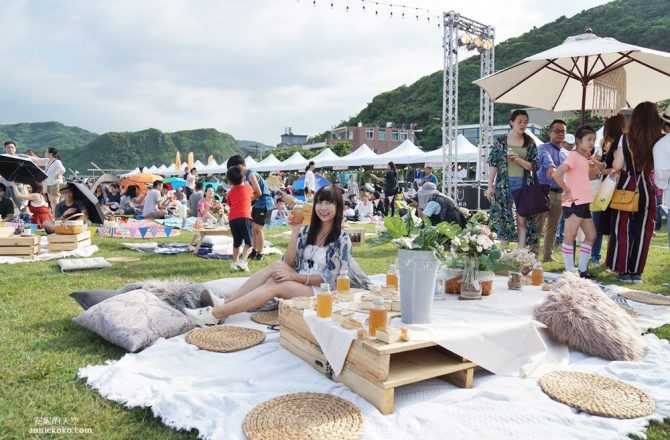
[185,325,265,353]
[244,392,363,440]
[539,371,655,419]
[621,290,670,306]
[250,310,279,326]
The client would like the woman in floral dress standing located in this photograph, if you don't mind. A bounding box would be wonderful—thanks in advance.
[485,109,540,250]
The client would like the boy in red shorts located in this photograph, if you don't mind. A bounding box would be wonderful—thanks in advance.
[226,166,253,271]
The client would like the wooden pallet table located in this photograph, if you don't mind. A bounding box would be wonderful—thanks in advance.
[279,300,476,414]
[189,227,231,253]
[47,231,91,252]
[0,235,40,257]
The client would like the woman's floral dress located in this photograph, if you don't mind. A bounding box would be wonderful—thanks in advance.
[487,134,540,245]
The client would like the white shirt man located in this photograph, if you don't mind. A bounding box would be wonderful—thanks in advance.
[142,181,166,219]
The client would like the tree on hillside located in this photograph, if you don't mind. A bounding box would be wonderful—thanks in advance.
[330,141,352,157]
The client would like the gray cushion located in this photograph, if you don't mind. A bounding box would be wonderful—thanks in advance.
[73,289,195,352]
[534,272,644,361]
[69,290,122,310]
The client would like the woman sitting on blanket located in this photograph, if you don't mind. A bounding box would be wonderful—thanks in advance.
[185,185,354,326]
[197,185,226,224]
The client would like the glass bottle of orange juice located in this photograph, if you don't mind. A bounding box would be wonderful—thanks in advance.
[368,296,387,337]
[386,264,399,289]
[531,262,543,286]
[316,283,333,318]
[336,269,350,293]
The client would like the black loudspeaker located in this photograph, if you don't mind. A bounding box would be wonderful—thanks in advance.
[455,182,490,210]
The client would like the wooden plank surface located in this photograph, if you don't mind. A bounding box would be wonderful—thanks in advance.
[0,236,40,246]
[0,244,40,256]
[47,231,90,243]
[47,238,91,252]
[385,348,476,389]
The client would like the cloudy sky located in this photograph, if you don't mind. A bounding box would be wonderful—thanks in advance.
[0,0,611,145]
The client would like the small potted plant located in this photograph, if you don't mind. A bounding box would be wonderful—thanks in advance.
[496,248,537,276]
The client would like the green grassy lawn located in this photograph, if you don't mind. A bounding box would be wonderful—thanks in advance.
[0,225,668,439]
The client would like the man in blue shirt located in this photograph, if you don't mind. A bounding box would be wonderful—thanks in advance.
[537,119,568,262]
[424,166,439,185]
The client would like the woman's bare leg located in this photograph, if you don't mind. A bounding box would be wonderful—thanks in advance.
[225,261,293,301]
[517,214,527,248]
[212,279,313,319]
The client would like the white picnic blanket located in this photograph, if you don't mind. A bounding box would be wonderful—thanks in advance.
[79,273,670,440]
[78,316,670,440]
[0,236,98,265]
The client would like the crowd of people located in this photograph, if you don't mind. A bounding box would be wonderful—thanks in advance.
[2,103,668,290]
[485,103,670,283]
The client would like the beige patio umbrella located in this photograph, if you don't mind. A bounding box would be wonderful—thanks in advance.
[474,30,670,123]
[207,154,215,165]
[174,151,182,171]
[187,152,194,170]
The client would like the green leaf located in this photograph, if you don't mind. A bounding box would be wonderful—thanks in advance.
[384,217,407,239]
[436,221,462,239]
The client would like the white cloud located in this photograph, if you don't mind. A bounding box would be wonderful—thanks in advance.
[0,0,611,145]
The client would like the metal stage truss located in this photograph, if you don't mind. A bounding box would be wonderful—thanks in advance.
[441,11,495,206]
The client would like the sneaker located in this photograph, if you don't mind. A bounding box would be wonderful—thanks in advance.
[252,252,265,261]
[200,289,225,308]
[589,257,600,265]
[230,261,240,271]
[248,249,258,259]
[617,273,632,283]
[183,307,221,326]
[579,271,595,279]
[237,260,249,272]
[631,274,642,284]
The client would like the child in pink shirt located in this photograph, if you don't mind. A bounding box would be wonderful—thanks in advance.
[553,126,606,277]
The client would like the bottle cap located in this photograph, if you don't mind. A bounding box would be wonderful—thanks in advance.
[373,296,385,307]
[320,283,330,291]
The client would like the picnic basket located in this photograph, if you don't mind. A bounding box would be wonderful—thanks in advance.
[54,213,86,235]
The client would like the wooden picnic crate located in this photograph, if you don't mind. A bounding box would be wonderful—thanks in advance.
[47,231,91,252]
[0,235,40,257]
[279,300,476,414]
[345,227,365,246]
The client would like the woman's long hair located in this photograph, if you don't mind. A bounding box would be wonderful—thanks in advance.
[305,161,315,172]
[602,114,625,152]
[388,161,397,174]
[306,185,343,246]
[47,147,60,160]
[628,101,663,171]
[30,181,44,194]
[124,185,138,198]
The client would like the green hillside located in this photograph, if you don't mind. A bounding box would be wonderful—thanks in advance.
[0,121,99,159]
[341,0,670,149]
[69,128,242,171]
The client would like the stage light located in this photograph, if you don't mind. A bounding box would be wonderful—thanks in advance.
[458,33,471,47]
[466,36,482,51]
[478,39,493,52]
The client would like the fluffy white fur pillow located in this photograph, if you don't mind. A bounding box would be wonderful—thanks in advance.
[534,272,644,361]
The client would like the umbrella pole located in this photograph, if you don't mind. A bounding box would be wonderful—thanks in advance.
[580,84,586,126]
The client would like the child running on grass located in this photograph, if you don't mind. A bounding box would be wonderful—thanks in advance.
[225,166,254,271]
[552,125,607,278]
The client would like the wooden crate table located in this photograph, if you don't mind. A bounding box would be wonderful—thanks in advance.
[279,300,476,414]
[47,231,91,252]
[189,227,231,253]
[0,234,40,257]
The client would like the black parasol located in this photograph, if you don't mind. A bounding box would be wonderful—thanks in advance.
[70,182,106,225]
[0,154,48,184]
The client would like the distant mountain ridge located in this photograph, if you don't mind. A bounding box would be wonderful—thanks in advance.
[340,0,670,148]
[0,122,242,171]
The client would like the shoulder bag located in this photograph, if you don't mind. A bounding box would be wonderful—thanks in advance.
[511,169,550,217]
[609,138,639,213]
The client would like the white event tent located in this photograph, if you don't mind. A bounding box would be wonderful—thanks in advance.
[323,143,379,169]
[245,156,258,168]
[368,139,425,167]
[310,148,340,168]
[254,154,283,172]
[412,134,480,165]
[270,151,309,172]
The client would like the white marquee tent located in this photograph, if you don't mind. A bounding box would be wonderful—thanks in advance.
[322,143,379,169]
[254,154,283,172]
[310,148,340,168]
[412,134,480,165]
[368,139,425,166]
[269,151,309,172]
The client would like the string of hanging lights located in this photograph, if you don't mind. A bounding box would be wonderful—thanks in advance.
[300,0,443,27]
